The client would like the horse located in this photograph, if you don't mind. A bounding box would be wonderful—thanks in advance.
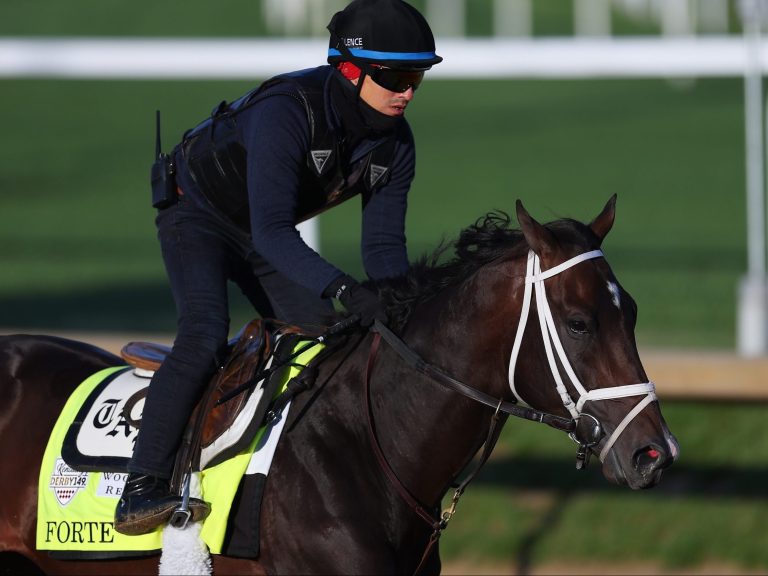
[0,197,678,575]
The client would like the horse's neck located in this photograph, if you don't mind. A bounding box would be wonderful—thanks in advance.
[373,274,516,507]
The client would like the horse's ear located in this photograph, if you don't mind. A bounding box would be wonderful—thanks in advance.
[589,194,617,245]
[516,199,557,257]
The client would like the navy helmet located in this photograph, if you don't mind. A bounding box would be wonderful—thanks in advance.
[327,0,443,71]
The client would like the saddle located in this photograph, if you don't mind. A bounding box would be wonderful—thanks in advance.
[120,318,324,494]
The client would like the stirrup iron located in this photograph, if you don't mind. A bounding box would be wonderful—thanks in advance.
[169,473,192,529]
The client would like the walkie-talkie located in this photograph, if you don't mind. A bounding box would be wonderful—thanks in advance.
[150,110,178,209]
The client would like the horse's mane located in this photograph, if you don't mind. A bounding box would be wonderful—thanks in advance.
[375,211,594,330]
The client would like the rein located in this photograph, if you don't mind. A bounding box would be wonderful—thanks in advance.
[363,327,510,576]
[371,320,575,434]
[364,320,577,576]
[362,247,658,573]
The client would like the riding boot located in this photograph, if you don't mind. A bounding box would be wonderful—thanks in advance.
[114,473,211,536]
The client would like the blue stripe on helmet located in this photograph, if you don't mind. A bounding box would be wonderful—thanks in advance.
[328,48,437,61]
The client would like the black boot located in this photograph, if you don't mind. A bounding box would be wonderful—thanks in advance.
[114,473,211,536]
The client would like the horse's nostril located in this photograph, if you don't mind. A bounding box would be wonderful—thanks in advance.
[633,445,667,473]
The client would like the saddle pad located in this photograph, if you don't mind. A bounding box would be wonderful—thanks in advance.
[37,366,162,554]
[37,341,324,556]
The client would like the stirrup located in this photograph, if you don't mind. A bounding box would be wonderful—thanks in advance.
[170,473,193,529]
[168,473,211,529]
[170,507,192,529]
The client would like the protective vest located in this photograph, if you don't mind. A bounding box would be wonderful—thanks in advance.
[179,66,398,231]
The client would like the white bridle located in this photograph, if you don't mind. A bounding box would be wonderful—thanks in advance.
[508,249,657,462]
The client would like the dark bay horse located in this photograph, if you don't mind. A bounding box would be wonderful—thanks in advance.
[0,197,678,575]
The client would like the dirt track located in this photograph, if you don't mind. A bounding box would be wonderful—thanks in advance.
[640,348,768,401]
[3,329,767,402]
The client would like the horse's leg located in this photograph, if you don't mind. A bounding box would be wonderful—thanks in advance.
[0,336,121,573]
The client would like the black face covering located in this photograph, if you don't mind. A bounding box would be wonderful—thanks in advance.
[330,69,402,148]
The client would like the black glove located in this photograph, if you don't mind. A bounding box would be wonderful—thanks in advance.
[324,275,387,328]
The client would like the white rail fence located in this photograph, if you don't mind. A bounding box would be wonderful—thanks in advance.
[2,36,767,79]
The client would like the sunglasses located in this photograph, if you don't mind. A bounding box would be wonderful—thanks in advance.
[367,65,425,93]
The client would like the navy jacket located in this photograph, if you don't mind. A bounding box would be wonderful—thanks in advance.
[174,66,415,297]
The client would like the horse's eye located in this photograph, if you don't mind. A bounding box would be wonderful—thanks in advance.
[568,319,590,335]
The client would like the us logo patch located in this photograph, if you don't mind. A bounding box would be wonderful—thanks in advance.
[310,150,333,174]
[49,458,88,506]
[369,164,389,188]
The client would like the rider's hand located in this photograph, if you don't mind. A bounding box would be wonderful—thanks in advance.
[324,275,387,327]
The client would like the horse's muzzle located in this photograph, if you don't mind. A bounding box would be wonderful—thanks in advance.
[604,429,679,489]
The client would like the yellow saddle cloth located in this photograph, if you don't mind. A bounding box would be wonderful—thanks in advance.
[36,340,323,557]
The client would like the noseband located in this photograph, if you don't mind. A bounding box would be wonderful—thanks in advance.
[508,249,657,466]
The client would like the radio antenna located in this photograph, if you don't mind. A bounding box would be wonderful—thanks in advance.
[155,110,162,159]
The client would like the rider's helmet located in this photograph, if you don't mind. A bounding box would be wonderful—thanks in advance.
[327,0,443,73]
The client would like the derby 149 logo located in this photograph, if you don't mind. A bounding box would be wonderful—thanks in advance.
[49,458,88,506]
